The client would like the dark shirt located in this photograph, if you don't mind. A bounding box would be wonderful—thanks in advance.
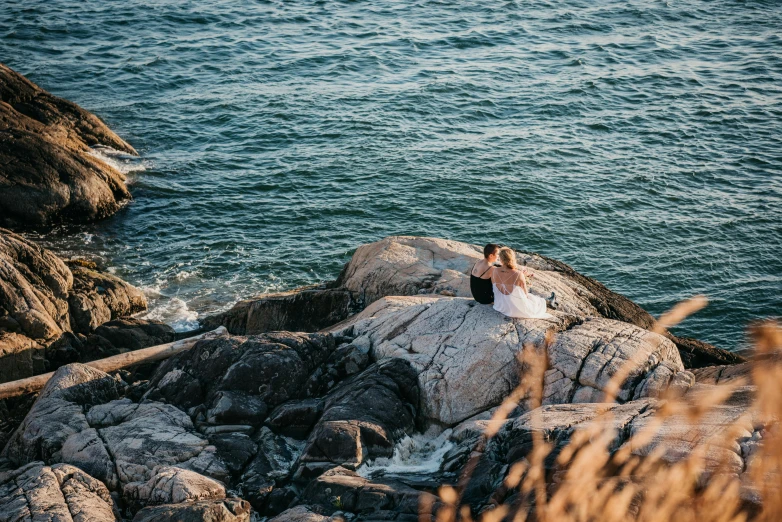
[470,264,494,304]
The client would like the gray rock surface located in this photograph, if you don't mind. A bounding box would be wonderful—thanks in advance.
[269,506,330,522]
[334,236,741,369]
[299,358,419,469]
[335,296,686,425]
[452,385,762,510]
[0,461,119,521]
[123,465,226,506]
[132,498,251,522]
[2,364,228,505]
[0,63,137,229]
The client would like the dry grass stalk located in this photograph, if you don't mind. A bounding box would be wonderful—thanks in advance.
[421,302,781,522]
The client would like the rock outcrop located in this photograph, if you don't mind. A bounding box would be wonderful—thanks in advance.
[133,498,252,522]
[205,236,740,369]
[0,234,760,521]
[0,228,161,384]
[202,286,358,336]
[450,383,763,510]
[333,295,688,426]
[2,363,229,512]
[0,63,137,229]
[0,461,120,521]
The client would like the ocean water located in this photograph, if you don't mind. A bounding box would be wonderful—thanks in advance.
[2,0,780,348]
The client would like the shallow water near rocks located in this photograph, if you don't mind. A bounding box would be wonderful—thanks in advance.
[3,0,780,348]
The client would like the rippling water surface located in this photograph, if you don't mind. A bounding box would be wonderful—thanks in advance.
[3,0,780,348]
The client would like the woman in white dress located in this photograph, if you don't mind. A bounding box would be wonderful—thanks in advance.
[492,248,554,319]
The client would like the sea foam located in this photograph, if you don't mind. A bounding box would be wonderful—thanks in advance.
[357,428,454,478]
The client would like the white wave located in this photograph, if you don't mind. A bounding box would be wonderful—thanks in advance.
[357,428,454,477]
[141,297,199,332]
[89,145,147,175]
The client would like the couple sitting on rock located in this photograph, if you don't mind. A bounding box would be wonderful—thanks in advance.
[470,243,556,319]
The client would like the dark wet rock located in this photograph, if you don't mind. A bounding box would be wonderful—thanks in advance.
[0,392,36,451]
[211,432,258,475]
[92,316,175,351]
[203,286,359,335]
[207,390,269,426]
[0,63,137,229]
[45,318,175,371]
[144,332,337,416]
[0,461,120,521]
[68,265,147,334]
[299,359,419,470]
[240,427,303,511]
[268,398,325,438]
[132,497,251,522]
[299,466,435,516]
[675,336,746,369]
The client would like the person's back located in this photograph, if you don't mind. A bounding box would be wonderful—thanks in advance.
[470,244,500,304]
[491,247,553,319]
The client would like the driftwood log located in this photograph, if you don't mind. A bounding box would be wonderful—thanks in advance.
[0,327,227,400]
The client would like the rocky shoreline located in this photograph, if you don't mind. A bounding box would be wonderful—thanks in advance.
[0,65,774,521]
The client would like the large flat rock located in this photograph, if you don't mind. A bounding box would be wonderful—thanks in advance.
[335,296,687,426]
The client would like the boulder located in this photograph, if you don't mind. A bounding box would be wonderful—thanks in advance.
[334,236,741,368]
[0,63,137,229]
[133,498,251,522]
[124,465,226,506]
[240,427,303,510]
[299,358,419,469]
[334,296,686,426]
[336,236,482,304]
[68,265,147,334]
[270,506,330,522]
[0,461,119,521]
[298,466,436,516]
[2,364,228,500]
[203,286,358,335]
[143,332,338,417]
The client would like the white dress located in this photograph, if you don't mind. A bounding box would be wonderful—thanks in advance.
[492,270,553,319]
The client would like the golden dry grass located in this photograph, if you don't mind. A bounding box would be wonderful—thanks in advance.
[422,299,781,522]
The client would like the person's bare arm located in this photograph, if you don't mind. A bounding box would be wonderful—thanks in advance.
[516,270,529,295]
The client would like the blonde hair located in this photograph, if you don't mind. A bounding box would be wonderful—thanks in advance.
[498,247,517,270]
